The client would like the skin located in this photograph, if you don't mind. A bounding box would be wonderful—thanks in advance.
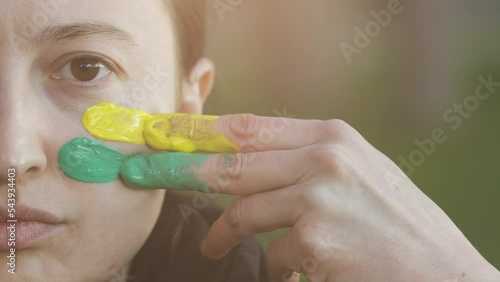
[0,0,214,281]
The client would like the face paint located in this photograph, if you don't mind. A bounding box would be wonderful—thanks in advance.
[82,102,239,153]
[58,137,126,183]
[120,152,210,191]
[63,102,235,188]
[144,114,239,153]
[82,102,152,145]
[59,137,211,191]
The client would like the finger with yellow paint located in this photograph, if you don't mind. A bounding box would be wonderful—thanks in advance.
[82,102,238,153]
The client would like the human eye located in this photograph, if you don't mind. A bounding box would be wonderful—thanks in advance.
[50,53,118,88]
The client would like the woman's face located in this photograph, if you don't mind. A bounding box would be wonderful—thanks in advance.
[0,1,192,280]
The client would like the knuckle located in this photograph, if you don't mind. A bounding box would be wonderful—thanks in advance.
[212,153,247,193]
[226,153,246,178]
[225,197,245,235]
[292,223,345,277]
[301,185,340,213]
[293,224,321,253]
[320,119,355,141]
[308,146,344,174]
[228,114,259,141]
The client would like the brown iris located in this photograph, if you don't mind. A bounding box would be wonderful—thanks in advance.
[70,58,103,81]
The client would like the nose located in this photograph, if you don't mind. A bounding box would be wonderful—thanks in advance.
[0,79,47,184]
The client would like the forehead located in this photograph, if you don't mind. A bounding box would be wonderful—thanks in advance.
[0,0,174,50]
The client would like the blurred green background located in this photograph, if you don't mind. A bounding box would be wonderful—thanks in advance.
[203,1,500,279]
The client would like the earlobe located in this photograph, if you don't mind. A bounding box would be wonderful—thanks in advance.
[179,58,215,114]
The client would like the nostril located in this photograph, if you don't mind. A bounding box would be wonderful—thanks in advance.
[4,158,47,185]
[24,165,44,178]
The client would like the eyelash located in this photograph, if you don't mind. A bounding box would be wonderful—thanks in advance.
[49,53,119,90]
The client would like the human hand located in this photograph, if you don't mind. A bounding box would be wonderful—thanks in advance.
[119,114,500,281]
[197,115,499,281]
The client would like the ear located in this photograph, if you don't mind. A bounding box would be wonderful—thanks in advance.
[179,58,215,114]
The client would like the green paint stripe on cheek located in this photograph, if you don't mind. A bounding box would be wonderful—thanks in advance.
[120,153,210,191]
[58,137,126,183]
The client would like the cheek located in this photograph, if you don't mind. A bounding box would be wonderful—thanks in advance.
[80,182,164,228]
[73,182,165,263]
[85,184,165,258]
[116,63,179,114]
[56,185,164,281]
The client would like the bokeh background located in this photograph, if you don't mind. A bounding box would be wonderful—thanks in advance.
[203,0,500,279]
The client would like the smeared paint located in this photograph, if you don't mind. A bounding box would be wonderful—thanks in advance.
[120,152,210,191]
[144,114,238,153]
[58,137,126,183]
[82,102,238,153]
[82,102,152,144]
[58,137,211,190]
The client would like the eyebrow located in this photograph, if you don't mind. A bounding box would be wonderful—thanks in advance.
[32,21,136,47]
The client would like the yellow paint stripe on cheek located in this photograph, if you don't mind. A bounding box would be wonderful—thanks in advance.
[82,102,239,153]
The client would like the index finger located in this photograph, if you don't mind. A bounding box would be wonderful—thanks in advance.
[82,102,325,153]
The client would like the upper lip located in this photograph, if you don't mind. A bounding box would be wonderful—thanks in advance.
[0,205,63,224]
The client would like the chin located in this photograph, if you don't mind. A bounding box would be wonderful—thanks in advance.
[0,253,80,281]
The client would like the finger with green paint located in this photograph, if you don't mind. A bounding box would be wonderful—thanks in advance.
[120,152,213,192]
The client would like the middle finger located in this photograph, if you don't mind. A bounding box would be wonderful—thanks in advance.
[121,149,308,195]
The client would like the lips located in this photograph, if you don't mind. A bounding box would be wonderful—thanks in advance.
[0,205,64,251]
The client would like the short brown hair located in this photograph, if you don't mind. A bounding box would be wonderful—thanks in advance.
[165,0,207,78]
